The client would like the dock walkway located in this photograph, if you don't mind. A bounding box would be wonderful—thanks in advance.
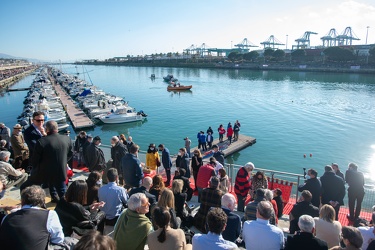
[190,134,256,159]
[53,83,95,130]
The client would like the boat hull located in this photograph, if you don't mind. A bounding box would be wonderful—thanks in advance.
[97,113,145,124]
[167,85,192,91]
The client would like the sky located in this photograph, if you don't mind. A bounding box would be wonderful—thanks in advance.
[1,0,375,61]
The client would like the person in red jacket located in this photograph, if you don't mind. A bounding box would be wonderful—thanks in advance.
[227,125,234,144]
[234,162,254,212]
[196,159,216,202]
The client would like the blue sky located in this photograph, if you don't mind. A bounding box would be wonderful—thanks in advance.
[1,0,374,61]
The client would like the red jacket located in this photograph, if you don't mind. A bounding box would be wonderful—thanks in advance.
[227,127,233,137]
[196,164,215,189]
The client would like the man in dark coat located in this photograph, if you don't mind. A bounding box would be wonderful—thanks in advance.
[331,163,345,180]
[31,121,72,201]
[212,144,225,165]
[298,168,322,208]
[111,136,127,185]
[221,193,241,242]
[289,190,319,234]
[345,162,365,221]
[320,165,346,220]
[85,136,106,172]
[24,111,46,159]
[121,144,143,188]
[285,215,328,250]
[158,144,172,186]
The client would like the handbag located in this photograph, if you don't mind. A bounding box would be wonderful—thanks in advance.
[156,158,161,167]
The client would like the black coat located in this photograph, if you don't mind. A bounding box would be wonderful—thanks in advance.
[289,201,319,234]
[85,143,106,172]
[298,177,322,208]
[213,151,225,165]
[221,207,241,242]
[285,232,328,250]
[320,171,346,205]
[31,133,72,183]
[111,142,128,171]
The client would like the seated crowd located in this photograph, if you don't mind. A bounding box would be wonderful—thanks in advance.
[0,121,374,250]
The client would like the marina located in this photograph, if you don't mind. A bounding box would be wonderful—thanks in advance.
[52,82,95,129]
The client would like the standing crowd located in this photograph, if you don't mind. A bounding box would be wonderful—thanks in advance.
[0,114,374,250]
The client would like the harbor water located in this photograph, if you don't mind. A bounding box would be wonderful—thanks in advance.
[1,66,374,185]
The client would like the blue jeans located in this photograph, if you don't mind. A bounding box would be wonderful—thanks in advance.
[49,181,67,199]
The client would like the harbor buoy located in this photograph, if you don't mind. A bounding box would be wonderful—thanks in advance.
[303,154,306,158]
[310,153,313,157]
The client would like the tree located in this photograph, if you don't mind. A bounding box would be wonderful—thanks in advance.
[243,51,259,62]
[273,49,285,61]
[263,48,274,58]
[323,47,355,62]
[228,51,239,62]
[291,49,306,62]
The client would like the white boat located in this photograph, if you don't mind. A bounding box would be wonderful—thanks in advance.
[95,106,147,124]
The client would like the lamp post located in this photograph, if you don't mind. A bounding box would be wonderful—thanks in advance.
[286,35,288,49]
[366,26,370,45]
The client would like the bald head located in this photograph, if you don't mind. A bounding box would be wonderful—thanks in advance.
[45,120,58,133]
[142,177,152,190]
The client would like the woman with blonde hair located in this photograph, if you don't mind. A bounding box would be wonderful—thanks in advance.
[156,188,180,229]
[172,179,188,221]
[146,143,160,171]
[314,204,342,248]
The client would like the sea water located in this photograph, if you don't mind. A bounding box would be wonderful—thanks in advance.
[2,66,374,185]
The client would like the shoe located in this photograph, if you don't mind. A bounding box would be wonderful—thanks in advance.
[347,214,354,221]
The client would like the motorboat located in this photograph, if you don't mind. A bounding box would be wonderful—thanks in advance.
[163,74,178,82]
[167,84,192,91]
[94,106,147,124]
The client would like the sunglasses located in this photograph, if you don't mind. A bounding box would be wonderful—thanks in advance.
[34,119,45,122]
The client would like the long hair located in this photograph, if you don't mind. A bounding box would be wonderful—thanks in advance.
[65,180,88,205]
[152,175,165,191]
[86,171,102,189]
[158,188,175,209]
[153,206,171,243]
[171,179,183,194]
[319,204,335,223]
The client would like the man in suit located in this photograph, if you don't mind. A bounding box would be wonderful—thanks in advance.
[298,168,322,208]
[23,111,47,159]
[320,165,346,220]
[31,120,72,201]
[158,144,172,186]
[345,162,365,221]
[221,193,241,243]
[285,215,328,250]
[85,136,106,172]
[110,136,127,185]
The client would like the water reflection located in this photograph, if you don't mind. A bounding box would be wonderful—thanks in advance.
[99,120,147,135]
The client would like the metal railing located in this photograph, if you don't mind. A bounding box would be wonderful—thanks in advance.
[99,145,375,212]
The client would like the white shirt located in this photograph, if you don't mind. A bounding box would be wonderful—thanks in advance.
[242,218,285,250]
[214,162,224,174]
[2,205,64,244]
[358,226,375,250]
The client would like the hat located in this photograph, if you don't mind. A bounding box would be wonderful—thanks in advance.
[13,124,22,129]
[93,136,101,141]
[149,143,155,147]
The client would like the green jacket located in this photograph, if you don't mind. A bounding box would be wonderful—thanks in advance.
[114,209,152,250]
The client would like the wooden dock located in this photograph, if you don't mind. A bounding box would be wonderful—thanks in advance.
[53,83,95,130]
[190,134,256,159]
